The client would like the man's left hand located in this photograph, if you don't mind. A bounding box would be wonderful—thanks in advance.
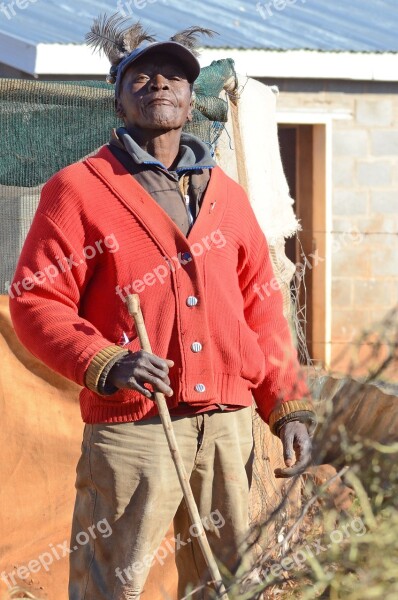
[274,421,312,478]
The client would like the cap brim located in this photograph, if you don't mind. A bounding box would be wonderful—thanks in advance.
[119,41,201,85]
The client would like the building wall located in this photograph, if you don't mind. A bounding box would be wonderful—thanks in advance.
[260,79,398,377]
[0,63,103,80]
[0,63,30,78]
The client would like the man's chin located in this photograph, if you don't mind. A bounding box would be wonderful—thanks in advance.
[142,108,184,130]
[143,119,184,131]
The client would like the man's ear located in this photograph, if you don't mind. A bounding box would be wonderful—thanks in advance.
[115,97,125,119]
[187,92,195,122]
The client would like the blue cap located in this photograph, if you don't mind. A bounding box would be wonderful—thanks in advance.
[113,41,201,96]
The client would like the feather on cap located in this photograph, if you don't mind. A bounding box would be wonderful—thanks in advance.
[85,14,155,67]
[170,27,217,57]
[85,14,217,91]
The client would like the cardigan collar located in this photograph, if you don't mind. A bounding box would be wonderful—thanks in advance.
[110,127,216,173]
[85,146,226,258]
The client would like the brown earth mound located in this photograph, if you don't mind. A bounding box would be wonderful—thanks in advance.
[0,295,177,600]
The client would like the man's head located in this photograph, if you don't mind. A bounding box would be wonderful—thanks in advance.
[113,40,201,97]
[86,17,215,131]
[115,51,194,132]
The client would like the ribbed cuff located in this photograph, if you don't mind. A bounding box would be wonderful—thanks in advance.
[268,399,316,436]
[274,410,317,438]
[85,346,129,395]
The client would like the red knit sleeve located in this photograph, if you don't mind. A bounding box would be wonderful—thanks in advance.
[238,206,311,424]
[9,183,117,388]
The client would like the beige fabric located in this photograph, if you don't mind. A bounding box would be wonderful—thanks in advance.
[69,407,254,600]
[216,79,299,244]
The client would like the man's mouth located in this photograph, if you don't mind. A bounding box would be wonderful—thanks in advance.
[146,98,174,107]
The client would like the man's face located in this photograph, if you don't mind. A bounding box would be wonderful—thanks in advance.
[116,53,194,132]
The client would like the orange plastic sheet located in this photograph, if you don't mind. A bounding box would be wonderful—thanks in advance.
[0,295,177,600]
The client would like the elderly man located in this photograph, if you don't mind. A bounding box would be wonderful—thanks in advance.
[10,17,316,600]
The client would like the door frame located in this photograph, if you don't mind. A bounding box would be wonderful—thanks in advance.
[276,112,334,366]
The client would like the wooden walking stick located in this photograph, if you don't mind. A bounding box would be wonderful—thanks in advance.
[126,294,230,600]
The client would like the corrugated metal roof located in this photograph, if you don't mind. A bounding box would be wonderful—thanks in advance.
[0,0,397,52]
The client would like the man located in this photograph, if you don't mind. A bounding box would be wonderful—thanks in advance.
[10,17,316,600]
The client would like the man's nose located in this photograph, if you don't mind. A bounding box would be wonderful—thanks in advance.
[149,74,169,90]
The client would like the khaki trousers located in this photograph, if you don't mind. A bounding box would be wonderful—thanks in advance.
[68,406,254,600]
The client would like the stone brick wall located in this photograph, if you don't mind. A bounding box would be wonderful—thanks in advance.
[268,83,398,376]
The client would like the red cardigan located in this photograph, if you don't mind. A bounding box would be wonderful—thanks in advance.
[9,147,310,425]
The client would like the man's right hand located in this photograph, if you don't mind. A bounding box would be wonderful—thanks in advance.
[107,351,174,399]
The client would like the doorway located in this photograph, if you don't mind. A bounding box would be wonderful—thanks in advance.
[278,124,328,365]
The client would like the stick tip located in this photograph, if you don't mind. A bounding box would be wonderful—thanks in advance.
[126,294,140,316]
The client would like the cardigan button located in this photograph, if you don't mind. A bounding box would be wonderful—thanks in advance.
[191,342,203,353]
[186,296,198,307]
[194,384,206,393]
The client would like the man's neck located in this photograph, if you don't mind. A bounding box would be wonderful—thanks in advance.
[127,127,182,170]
